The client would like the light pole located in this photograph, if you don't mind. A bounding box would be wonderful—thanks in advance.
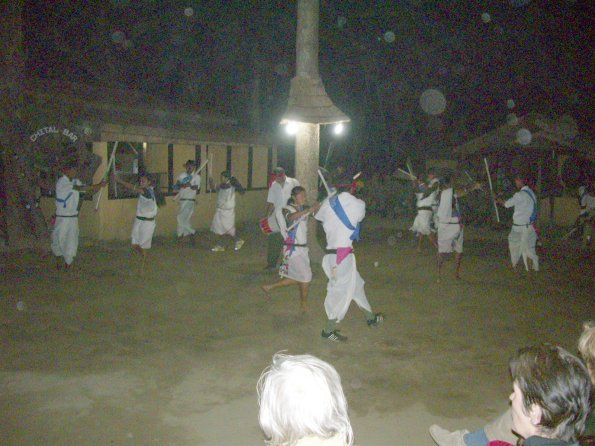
[281,0,349,261]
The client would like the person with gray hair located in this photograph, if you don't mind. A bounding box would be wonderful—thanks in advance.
[257,353,354,446]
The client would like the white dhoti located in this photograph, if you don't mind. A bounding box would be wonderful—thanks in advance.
[279,247,312,283]
[210,208,236,237]
[177,199,196,237]
[132,218,156,249]
[508,225,539,271]
[51,217,79,265]
[410,209,433,235]
[437,223,463,253]
[322,254,372,322]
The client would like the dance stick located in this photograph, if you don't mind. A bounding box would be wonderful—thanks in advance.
[208,153,213,199]
[95,141,119,211]
[317,168,333,197]
[483,157,500,223]
[173,158,209,201]
[397,168,417,180]
[353,172,362,180]
[406,160,414,177]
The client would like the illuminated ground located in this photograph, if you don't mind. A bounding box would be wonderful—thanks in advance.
[1,218,592,445]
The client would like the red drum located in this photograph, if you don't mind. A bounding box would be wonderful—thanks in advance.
[259,217,273,234]
[259,215,279,235]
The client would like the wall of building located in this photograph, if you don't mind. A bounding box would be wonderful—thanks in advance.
[41,139,273,241]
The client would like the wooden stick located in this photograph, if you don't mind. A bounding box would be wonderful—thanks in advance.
[397,168,416,180]
[95,141,119,211]
[317,168,332,196]
[173,158,209,201]
[483,157,500,223]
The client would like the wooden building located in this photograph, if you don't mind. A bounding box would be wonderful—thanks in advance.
[28,80,276,240]
[455,112,593,225]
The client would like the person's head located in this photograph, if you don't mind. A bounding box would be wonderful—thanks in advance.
[184,160,195,174]
[257,353,353,446]
[221,170,232,182]
[62,159,79,178]
[578,321,595,383]
[509,344,591,442]
[442,174,452,188]
[514,170,533,190]
[289,186,307,206]
[427,168,435,180]
[273,167,286,184]
[139,174,151,188]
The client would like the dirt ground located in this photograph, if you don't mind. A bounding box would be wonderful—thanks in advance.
[0,218,592,446]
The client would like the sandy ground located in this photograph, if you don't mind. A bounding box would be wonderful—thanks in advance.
[0,218,592,446]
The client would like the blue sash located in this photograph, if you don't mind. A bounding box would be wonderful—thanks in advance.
[522,189,538,224]
[174,175,192,190]
[56,191,73,208]
[329,196,361,241]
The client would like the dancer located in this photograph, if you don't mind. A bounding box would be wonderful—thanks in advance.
[51,159,107,270]
[578,180,594,248]
[315,185,383,342]
[497,173,539,272]
[410,171,439,252]
[436,175,480,281]
[174,160,201,245]
[263,167,300,271]
[115,173,162,268]
[209,171,245,252]
[261,186,320,311]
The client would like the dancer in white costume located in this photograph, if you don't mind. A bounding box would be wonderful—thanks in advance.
[315,187,383,342]
[116,174,161,264]
[436,175,480,281]
[261,186,320,312]
[264,167,300,271]
[497,174,539,272]
[51,159,106,270]
[209,171,245,252]
[410,171,439,252]
[174,160,201,244]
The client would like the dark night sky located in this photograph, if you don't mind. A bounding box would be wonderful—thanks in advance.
[22,0,593,171]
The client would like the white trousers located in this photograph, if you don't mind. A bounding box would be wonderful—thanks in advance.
[177,200,196,237]
[51,217,79,265]
[132,219,156,249]
[210,208,235,236]
[410,209,433,235]
[322,254,372,322]
[508,225,539,271]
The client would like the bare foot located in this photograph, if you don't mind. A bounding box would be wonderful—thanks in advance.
[261,285,271,299]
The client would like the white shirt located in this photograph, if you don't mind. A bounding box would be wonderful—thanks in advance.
[579,186,594,216]
[315,192,365,249]
[136,188,158,219]
[267,177,300,209]
[504,186,536,225]
[284,204,308,244]
[436,187,460,223]
[55,175,82,216]
[177,172,201,200]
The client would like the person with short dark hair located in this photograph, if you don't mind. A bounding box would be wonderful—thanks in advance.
[115,173,161,266]
[51,159,106,270]
[315,186,383,342]
[497,174,539,272]
[261,186,320,311]
[257,353,354,446]
[264,167,300,271]
[436,175,481,280]
[174,160,201,244]
[209,170,245,252]
[430,332,594,446]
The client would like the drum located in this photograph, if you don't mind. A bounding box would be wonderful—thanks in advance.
[259,215,279,235]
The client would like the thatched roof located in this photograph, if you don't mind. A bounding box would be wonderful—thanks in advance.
[455,112,594,160]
